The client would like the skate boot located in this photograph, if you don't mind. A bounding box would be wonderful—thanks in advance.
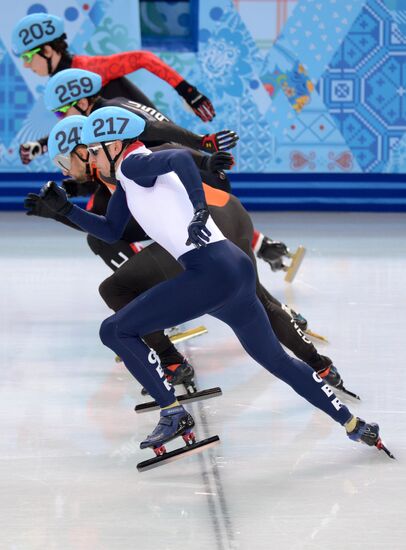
[164,360,197,394]
[140,405,195,452]
[346,417,395,459]
[282,304,308,331]
[317,357,360,400]
[256,236,289,272]
[137,405,220,471]
[141,359,196,396]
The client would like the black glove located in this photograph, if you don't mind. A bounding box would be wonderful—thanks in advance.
[202,151,235,173]
[39,181,73,216]
[62,178,98,198]
[19,141,46,165]
[200,130,239,152]
[186,206,211,248]
[24,193,58,219]
[175,80,215,122]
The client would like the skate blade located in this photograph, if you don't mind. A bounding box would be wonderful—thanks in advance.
[137,435,220,472]
[169,325,208,344]
[339,386,361,400]
[376,439,396,460]
[304,328,329,343]
[283,246,306,283]
[135,387,222,413]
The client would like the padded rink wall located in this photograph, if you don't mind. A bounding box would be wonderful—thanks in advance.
[0,0,406,210]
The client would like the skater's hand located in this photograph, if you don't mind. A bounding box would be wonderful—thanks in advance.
[175,80,215,122]
[19,141,44,165]
[200,130,239,153]
[24,193,58,219]
[186,207,211,248]
[39,181,73,216]
[205,151,235,173]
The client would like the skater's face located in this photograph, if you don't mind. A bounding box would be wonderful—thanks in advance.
[56,98,91,119]
[21,45,60,76]
[88,141,122,177]
[68,146,90,181]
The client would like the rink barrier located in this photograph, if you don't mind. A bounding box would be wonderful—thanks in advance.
[0,172,406,211]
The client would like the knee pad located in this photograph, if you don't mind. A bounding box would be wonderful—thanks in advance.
[99,276,115,307]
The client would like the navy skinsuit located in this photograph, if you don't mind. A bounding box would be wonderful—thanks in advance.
[67,146,352,426]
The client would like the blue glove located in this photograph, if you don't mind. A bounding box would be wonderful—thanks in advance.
[39,181,73,216]
[186,207,211,248]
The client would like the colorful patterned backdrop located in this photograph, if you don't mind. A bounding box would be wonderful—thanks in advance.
[1,0,406,174]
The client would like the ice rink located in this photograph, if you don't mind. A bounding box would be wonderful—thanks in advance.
[1,210,405,550]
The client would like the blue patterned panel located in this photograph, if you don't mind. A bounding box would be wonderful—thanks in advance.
[319,0,406,172]
[0,38,33,149]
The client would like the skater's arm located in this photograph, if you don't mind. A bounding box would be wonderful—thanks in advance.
[121,149,206,209]
[39,181,131,243]
[67,183,131,242]
[73,51,183,87]
[140,121,238,153]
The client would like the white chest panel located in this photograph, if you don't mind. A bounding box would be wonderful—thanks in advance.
[117,150,225,259]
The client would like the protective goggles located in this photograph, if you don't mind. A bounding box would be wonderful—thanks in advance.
[87,141,115,156]
[20,47,41,63]
[53,101,78,119]
[53,153,71,171]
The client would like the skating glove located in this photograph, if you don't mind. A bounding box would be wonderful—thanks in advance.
[39,181,73,216]
[24,193,58,219]
[186,205,211,248]
[175,80,215,122]
[62,178,98,198]
[200,130,239,152]
[201,151,235,173]
[19,141,46,165]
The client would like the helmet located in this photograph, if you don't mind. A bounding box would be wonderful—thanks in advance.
[81,106,146,145]
[48,115,86,170]
[44,69,102,111]
[12,14,64,55]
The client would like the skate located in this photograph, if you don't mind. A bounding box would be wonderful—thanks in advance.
[256,236,290,272]
[137,405,220,471]
[141,359,197,396]
[318,359,360,400]
[282,304,308,332]
[346,417,395,459]
[135,386,222,413]
[164,360,197,394]
[283,246,306,283]
[167,325,208,344]
[283,304,329,343]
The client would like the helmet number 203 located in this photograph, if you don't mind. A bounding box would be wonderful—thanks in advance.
[18,20,56,47]
[93,117,129,137]
[55,77,94,105]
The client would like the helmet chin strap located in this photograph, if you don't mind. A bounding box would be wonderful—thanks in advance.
[37,51,53,75]
[73,103,89,116]
[101,142,124,181]
[72,149,90,177]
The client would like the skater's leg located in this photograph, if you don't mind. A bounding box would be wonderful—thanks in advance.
[209,244,352,425]
[99,243,185,360]
[98,245,239,406]
[87,234,135,271]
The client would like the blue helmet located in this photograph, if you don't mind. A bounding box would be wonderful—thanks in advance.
[48,115,87,170]
[12,14,64,55]
[81,107,146,145]
[45,69,102,111]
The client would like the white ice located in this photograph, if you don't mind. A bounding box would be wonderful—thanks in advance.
[0,211,405,550]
